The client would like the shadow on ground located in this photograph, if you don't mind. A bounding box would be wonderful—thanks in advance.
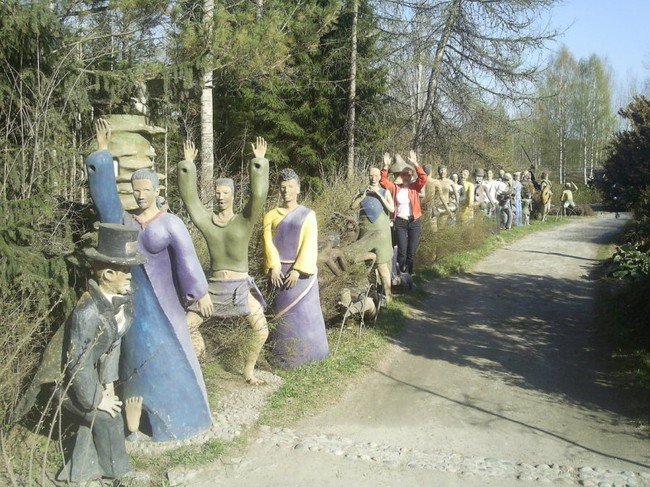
[379,255,650,469]
[391,268,650,428]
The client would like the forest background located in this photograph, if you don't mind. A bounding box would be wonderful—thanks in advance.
[0,0,648,480]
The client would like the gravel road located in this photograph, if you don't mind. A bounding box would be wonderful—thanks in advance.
[174,214,649,487]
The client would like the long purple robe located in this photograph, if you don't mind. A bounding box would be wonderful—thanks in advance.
[272,206,329,367]
[86,149,212,441]
[125,211,209,401]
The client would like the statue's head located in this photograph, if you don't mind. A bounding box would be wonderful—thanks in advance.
[423,164,433,176]
[451,173,458,183]
[85,223,145,295]
[514,171,521,181]
[565,182,571,189]
[214,178,235,212]
[499,169,505,178]
[475,169,484,183]
[541,171,548,180]
[487,169,494,180]
[368,167,381,186]
[131,169,160,212]
[93,262,132,295]
[461,169,470,181]
[438,165,448,178]
[504,172,513,182]
[278,168,301,205]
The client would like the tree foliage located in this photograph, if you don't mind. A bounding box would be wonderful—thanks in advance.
[376,0,558,155]
[516,47,615,184]
[595,95,650,219]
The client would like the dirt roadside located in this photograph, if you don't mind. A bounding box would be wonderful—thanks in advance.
[175,214,649,487]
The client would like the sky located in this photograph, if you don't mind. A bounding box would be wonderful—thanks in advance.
[548,0,650,91]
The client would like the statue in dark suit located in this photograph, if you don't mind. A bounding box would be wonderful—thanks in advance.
[17,223,146,483]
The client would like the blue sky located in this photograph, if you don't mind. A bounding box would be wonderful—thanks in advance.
[548,0,649,88]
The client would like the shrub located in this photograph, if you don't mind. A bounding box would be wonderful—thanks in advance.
[415,215,492,269]
[611,244,650,280]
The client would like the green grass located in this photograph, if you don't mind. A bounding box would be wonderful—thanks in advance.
[130,438,237,485]
[590,217,650,402]
[595,270,650,403]
[597,279,650,408]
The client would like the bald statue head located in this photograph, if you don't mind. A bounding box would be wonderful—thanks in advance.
[368,167,381,187]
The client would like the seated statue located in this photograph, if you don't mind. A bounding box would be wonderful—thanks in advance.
[338,288,377,322]
[263,169,329,367]
[178,138,269,385]
[86,120,213,441]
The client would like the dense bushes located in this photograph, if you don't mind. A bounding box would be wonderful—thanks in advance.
[595,95,650,395]
[594,96,650,218]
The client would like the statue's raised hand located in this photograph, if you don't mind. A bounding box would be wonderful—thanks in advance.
[408,149,418,167]
[183,140,198,163]
[251,136,267,159]
[382,152,391,169]
[94,118,111,151]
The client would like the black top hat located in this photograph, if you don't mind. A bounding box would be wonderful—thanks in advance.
[84,223,147,265]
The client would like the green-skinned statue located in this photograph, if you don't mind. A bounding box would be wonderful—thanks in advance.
[177,138,269,384]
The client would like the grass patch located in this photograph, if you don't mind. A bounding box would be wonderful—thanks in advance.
[596,273,650,405]
[593,217,650,406]
[130,438,238,485]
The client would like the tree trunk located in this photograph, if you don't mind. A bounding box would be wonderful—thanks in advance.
[345,0,358,179]
[582,133,588,185]
[201,0,215,206]
[414,62,423,138]
[413,0,461,152]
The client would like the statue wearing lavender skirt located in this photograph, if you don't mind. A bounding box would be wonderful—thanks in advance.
[85,120,213,441]
[263,168,329,367]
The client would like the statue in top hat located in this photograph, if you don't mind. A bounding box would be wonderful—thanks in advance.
[16,223,146,483]
[86,120,213,442]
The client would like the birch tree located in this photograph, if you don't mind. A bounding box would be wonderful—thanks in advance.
[575,55,615,183]
[537,47,578,184]
[201,0,215,205]
[346,0,359,178]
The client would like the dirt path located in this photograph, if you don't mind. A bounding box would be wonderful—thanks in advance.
[176,214,649,486]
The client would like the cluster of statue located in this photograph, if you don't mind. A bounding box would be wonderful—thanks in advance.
[18,119,335,483]
[17,108,580,482]
[418,164,577,230]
